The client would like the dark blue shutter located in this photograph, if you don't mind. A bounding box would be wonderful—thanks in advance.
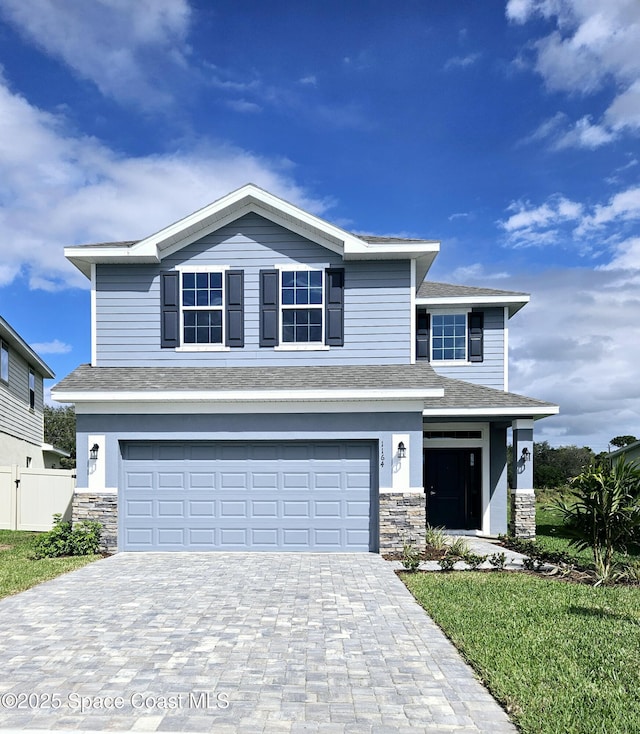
[325,268,344,346]
[225,270,244,347]
[160,271,180,348]
[416,311,430,360]
[260,270,279,347]
[468,311,484,362]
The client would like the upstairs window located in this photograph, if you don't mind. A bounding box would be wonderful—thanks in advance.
[29,368,35,410]
[182,271,224,345]
[416,310,484,363]
[160,269,244,350]
[0,341,7,382]
[432,314,467,361]
[259,267,344,349]
[281,270,324,343]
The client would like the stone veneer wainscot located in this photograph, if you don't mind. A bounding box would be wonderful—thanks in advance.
[379,492,426,553]
[72,493,118,554]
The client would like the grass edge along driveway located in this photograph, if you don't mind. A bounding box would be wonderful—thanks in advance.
[402,571,640,734]
[0,530,99,600]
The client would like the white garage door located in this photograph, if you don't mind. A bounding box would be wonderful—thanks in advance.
[120,441,374,551]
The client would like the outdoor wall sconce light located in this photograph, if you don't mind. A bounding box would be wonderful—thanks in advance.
[521,447,531,462]
[90,444,99,461]
[397,441,407,459]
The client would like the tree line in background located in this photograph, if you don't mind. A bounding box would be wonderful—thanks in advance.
[44,405,76,469]
[509,436,638,489]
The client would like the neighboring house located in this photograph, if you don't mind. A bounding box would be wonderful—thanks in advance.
[52,184,558,553]
[609,440,640,465]
[0,316,55,468]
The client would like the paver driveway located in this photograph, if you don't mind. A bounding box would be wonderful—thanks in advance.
[0,553,515,733]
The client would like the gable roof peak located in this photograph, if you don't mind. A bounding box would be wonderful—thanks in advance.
[64,184,440,280]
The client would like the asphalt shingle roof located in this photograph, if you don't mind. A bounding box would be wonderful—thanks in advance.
[417,281,529,299]
[54,363,557,414]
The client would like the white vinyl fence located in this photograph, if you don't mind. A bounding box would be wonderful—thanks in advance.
[0,466,75,531]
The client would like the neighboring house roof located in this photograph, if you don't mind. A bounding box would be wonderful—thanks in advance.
[416,281,530,318]
[52,363,558,418]
[64,184,441,284]
[0,315,55,379]
[608,439,640,460]
[41,443,71,458]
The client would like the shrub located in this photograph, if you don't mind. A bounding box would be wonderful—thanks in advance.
[401,538,422,571]
[439,553,457,572]
[32,514,102,559]
[447,536,469,557]
[488,552,507,570]
[463,552,487,570]
[425,524,447,550]
[552,459,640,583]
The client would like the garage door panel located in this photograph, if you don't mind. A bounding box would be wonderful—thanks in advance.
[252,473,278,489]
[189,500,215,517]
[121,441,374,551]
[127,472,154,488]
[158,473,184,489]
[190,473,215,488]
[188,528,216,545]
[219,528,248,546]
[126,499,153,517]
[251,528,279,545]
[220,473,248,490]
[157,500,184,517]
[252,500,278,517]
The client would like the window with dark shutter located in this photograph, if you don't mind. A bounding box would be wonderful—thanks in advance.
[325,268,344,346]
[225,270,244,347]
[468,311,484,362]
[160,271,180,348]
[416,310,430,360]
[259,270,280,347]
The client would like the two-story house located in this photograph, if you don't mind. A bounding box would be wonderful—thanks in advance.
[0,316,56,468]
[52,185,558,553]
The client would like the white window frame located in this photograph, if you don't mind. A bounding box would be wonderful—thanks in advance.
[429,308,470,365]
[276,265,328,351]
[175,265,230,352]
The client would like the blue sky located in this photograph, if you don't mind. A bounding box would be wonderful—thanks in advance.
[0,0,639,452]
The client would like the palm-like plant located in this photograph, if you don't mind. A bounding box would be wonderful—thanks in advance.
[552,459,640,583]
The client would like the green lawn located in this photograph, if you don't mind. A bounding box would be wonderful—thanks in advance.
[535,498,640,567]
[402,572,640,734]
[0,530,99,600]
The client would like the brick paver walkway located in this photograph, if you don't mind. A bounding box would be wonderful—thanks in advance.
[0,553,516,733]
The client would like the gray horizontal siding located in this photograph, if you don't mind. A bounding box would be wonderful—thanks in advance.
[95,213,411,367]
[0,347,44,446]
[430,307,505,389]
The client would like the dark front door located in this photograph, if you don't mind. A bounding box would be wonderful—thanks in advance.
[424,448,481,529]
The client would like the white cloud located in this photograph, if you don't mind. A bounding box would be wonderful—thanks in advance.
[444,53,481,71]
[0,0,192,108]
[500,185,640,256]
[507,266,640,451]
[226,99,262,114]
[0,75,331,291]
[553,115,615,149]
[31,339,72,354]
[299,75,317,86]
[575,186,640,235]
[503,196,582,231]
[508,0,640,145]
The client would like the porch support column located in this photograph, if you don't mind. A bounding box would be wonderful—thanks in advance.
[379,433,426,554]
[510,418,536,539]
